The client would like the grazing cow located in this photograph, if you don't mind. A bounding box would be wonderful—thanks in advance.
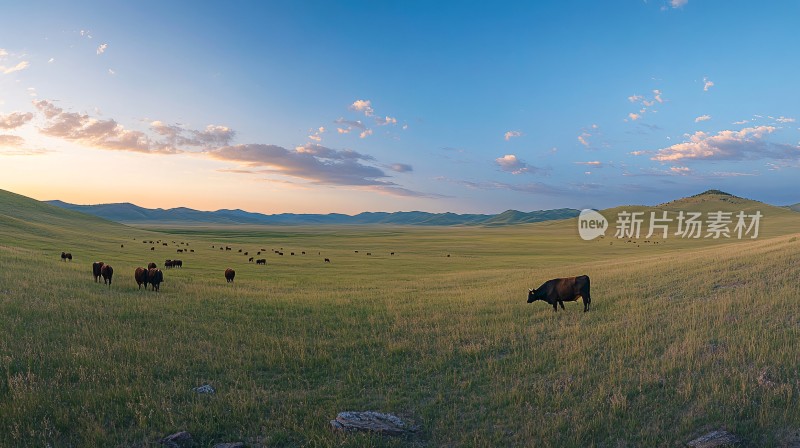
[148,268,163,292]
[92,262,105,282]
[366,253,371,256]
[101,264,114,286]
[256,259,266,265]
[527,275,592,312]
[324,258,330,263]
[225,268,235,283]
[249,257,254,263]
[164,259,173,268]
[257,251,261,255]
[355,250,359,253]
[301,251,305,255]
[151,247,155,251]
[61,252,72,262]
[134,267,149,290]
[226,247,231,251]
[121,244,124,248]
[190,249,194,252]
[291,252,295,256]
[147,262,157,269]
[143,241,148,244]
[177,249,183,253]
[172,260,182,268]
[391,252,395,255]
[244,251,248,256]
[279,252,284,256]
[162,243,168,246]
[238,249,242,253]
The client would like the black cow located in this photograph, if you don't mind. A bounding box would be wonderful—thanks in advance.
[324,258,330,263]
[225,268,235,283]
[527,275,592,312]
[148,268,163,292]
[61,252,72,262]
[92,261,104,282]
[172,260,182,268]
[249,257,254,263]
[256,259,266,265]
[147,262,157,269]
[101,264,114,286]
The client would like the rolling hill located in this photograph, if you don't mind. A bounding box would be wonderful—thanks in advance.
[45,198,581,226]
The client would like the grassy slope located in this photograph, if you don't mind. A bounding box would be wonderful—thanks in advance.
[1,189,800,446]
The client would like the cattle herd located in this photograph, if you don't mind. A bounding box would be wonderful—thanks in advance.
[63,242,595,312]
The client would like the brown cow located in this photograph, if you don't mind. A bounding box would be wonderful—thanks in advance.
[527,275,592,312]
[134,267,149,290]
[225,268,235,283]
[101,264,114,286]
[92,262,105,282]
[148,268,163,292]
[147,262,157,269]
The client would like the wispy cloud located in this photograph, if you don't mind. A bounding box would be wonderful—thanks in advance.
[334,117,366,130]
[652,126,799,162]
[0,134,50,156]
[388,163,413,173]
[375,116,397,126]
[669,0,688,8]
[0,111,34,129]
[495,154,543,175]
[308,126,325,142]
[695,114,711,123]
[359,129,373,139]
[628,113,641,121]
[703,77,714,91]
[453,179,563,195]
[96,43,108,55]
[504,130,522,141]
[775,116,795,123]
[1,61,30,75]
[575,161,603,167]
[626,89,664,121]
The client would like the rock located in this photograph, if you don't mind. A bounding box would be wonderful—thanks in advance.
[330,411,413,436]
[212,443,245,448]
[159,431,194,448]
[193,384,215,394]
[686,430,741,447]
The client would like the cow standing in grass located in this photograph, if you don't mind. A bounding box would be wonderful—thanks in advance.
[92,262,104,282]
[61,252,72,262]
[134,267,149,290]
[225,268,235,283]
[148,268,163,292]
[527,275,592,312]
[101,264,114,287]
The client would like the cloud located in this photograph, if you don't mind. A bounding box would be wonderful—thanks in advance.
[651,126,799,162]
[732,119,749,125]
[80,30,92,39]
[653,89,663,103]
[33,100,233,154]
[108,68,116,75]
[337,127,351,134]
[454,179,563,195]
[359,129,373,139]
[628,94,643,103]
[670,0,688,7]
[97,43,108,55]
[575,161,602,167]
[335,117,366,130]
[504,130,522,141]
[776,116,795,123]
[0,134,25,147]
[48,57,54,63]
[703,77,714,92]
[350,99,374,117]
[628,113,641,121]
[670,166,691,175]
[695,115,711,123]
[0,134,50,156]
[375,116,397,126]
[1,60,30,75]
[388,163,413,173]
[0,49,7,58]
[307,126,325,142]
[495,154,543,175]
[0,111,34,129]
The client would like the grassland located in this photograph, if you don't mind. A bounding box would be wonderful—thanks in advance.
[1,188,800,447]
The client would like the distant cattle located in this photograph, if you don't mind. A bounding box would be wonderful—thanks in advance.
[173,260,182,268]
[151,247,155,251]
[143,241,148,244]
[225,268,235,283]
[390,252,395,255]
[366,253,371,256]
[301,251,305,255]
[147,262,157,269]
[355,250,359,253]
[257,251,261,255]
[121,244,124,248]
[148,268,163,292]
[324,258,330,263]
[244,252,248,256]
[61,252,72,262]
[189,249,194,252]
[527,275,592,312]
[249,257,254,263]
[256,259,266,265]
[101,264,114,286]
[177,249,183,253]
[291,252,295,256]
[165,260,173,268]
[226,247,231,251]
[162,243,168,246]
[279,252,284,256]
[134,267,149,290]
[92,262,104,282]
[238,249,242,253]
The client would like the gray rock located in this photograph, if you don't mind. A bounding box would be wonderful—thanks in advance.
[330,411,412,436]
[159,431,194,448]
[686,430,741,447]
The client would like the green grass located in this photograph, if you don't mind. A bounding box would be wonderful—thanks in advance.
[1,189,800,446]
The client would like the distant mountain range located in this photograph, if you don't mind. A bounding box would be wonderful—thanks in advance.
[45,200,581,226]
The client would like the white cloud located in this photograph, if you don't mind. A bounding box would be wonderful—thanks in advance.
[48,57,54,63]
[1,60,30,75]
[670,166,691,175]
[359,129,373,139]
[628,94,643,103]
[776,116,795,123]
[504,130,522,141]
[97,43,108,55]
[575,161,602,167]
[389,163,413,173]
[694,115,711,123]
[108,68,116,75]
[350,99,374,117]
[0,49,7,58]
[578,132,590,147]
[495,154,543,175]
[733,120,749,125]
[337,127,350,134]
[651,126,799,162]
[670,0,688,7]
[0,111,34,129]
[628,113,641,121]
[335,118,366,130]
[80,30,92,39]
[653,89,663,103]
[375,116,397,126]
[703,77,714,92]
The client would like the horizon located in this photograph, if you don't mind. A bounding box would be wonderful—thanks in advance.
[2,1,800,214]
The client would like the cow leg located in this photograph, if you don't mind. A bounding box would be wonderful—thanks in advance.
[552,302,558,312]
[559,301,565,310]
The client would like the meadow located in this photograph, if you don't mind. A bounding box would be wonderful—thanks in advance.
[1,189,800,447]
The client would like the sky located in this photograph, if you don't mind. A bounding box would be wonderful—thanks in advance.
[1,0,800,214]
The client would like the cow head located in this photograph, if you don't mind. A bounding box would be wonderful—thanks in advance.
[527,288,537,303]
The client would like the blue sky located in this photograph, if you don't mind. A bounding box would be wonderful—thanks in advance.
[1,1,799,213]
